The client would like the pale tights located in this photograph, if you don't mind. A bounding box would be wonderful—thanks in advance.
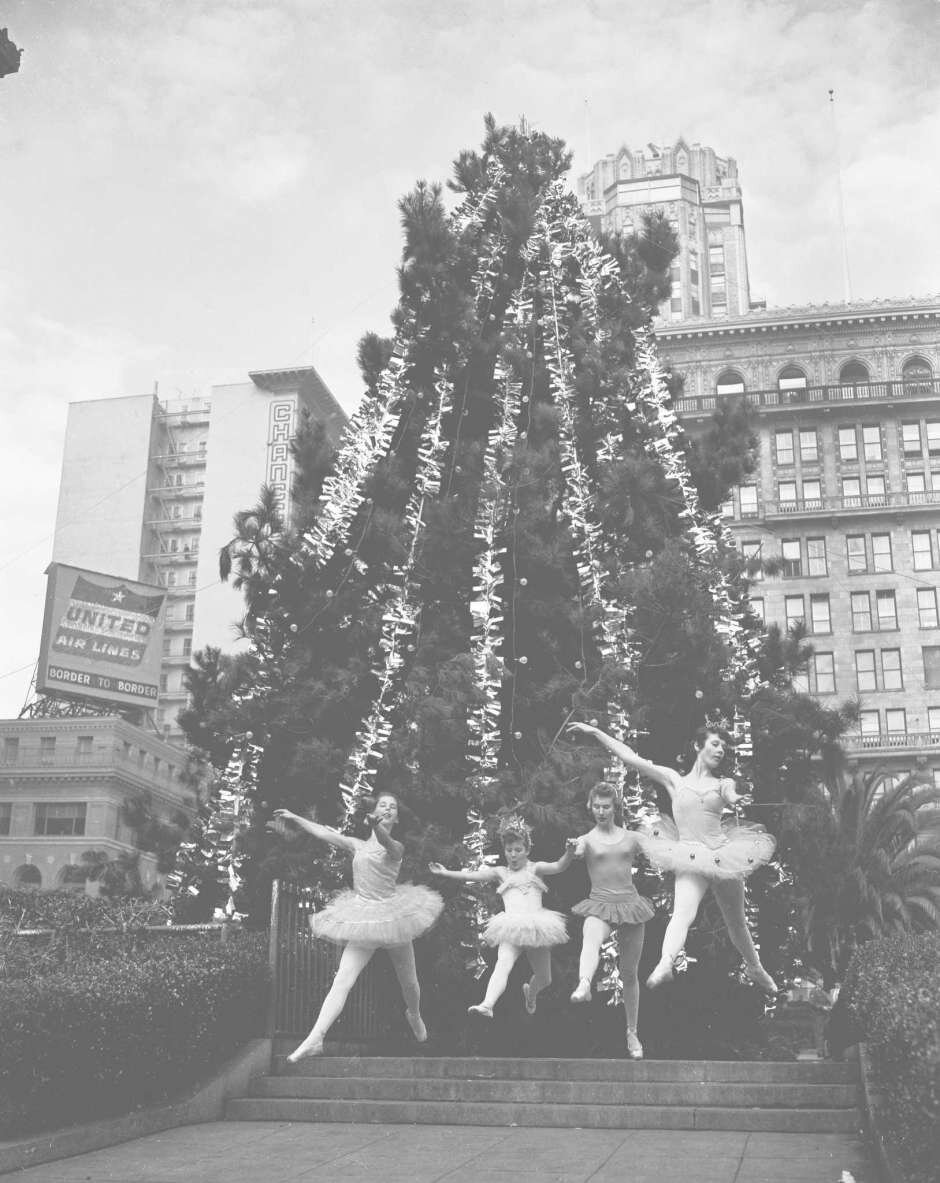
[480,943,552,1009]
[579,916,644,1030]
[657,873,764,969]
[305,940,421,1043]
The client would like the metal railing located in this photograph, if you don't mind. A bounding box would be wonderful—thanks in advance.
[740,489,940,520]
[843,731,940,752]
[676,377,940,416]
[268,879,393,1038]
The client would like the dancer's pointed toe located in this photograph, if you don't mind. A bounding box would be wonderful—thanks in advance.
[645,960,674,990]
[522,981,537,1015]
[467,1003,494,1018]
[287,1034,324,1063]
[744,964,778,994]
[570,977,592,1004]
[406,1009,428,1042]
[626,1029,644,1060]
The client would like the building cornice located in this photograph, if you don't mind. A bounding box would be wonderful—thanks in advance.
[657,296,940,342]
[248,365,347,422]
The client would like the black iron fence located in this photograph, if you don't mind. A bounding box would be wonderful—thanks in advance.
[267,879,394,1038]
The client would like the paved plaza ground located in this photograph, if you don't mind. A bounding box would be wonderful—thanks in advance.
[8,1120,875,1182]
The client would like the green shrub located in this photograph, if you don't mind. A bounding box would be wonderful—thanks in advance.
[847,932,940,1183]
[0,933,268,1137]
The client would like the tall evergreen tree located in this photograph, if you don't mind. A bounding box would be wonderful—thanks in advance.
[173,121,844,1002]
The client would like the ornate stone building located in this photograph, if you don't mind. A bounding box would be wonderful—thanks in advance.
[578,140,757,321]
[658,297,940,783]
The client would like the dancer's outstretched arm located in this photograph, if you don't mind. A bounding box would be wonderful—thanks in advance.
[533,843,576,877]
[269,808,360,853]
[719,777,752,806]
[567,722,677,797]
[428,862,500,883]
[366,814,404,859]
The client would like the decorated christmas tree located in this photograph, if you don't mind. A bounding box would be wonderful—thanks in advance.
[172,120,849,1015]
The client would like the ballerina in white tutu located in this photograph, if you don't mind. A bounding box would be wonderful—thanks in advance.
[429,815,571,1018]
[271,793,443,1061]
[568,722,778,995]
[568,780,654,1059]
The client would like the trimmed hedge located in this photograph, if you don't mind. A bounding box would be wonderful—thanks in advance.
[846,932,940,1183]
[0,933,268,1137]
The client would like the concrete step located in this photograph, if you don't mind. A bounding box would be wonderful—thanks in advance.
[250,1073,858,1109]
[225,1095,861,1133]
[269,1052,856,1085]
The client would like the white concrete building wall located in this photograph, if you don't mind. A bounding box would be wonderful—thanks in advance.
[52,395,156,580]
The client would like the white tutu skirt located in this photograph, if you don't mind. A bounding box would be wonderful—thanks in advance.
[481,908,568,948]
[640,818,775,881]
[309,884,444,947]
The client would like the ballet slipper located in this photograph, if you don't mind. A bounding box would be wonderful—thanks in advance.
[570,977,592,1004]
[467,1003,494,1018]
[287,1033,324,1063]
[645,959,675,990]
[406,1009,427,1042]
[744,963,778,994]
[626,1029,644,1060]
[522,981,537,1015]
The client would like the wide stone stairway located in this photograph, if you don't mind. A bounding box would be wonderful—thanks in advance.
[225,1043,862,1133]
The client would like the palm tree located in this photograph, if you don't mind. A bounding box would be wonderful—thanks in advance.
[803,768,940,980]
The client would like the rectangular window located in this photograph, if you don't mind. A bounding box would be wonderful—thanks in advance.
[741,541,763,579]
[928,421,940,455]
[876,590,898,630]
[917,588,939,629]
[782,539,802,577]
[720,497,734,518]
[862,425,883,462]
[159,674,168,693]
[182,638,192,658]
[881,649,903,690]
[750,597,765,624]
[855,650,877,691]
[851,592,872,631]
[908,472,927,497]
[924,646,940,689]
[814,653,836,693]
[185,603,195,623]
[885,708,907,735]
[792,666,810,694]
[739,486,758,516]
[39,736,56,765]
[0,802,10,836]
[902,422,922,455]
[785,594,805,630]
[799,429,818,463]
[846,535,867,573]
[810,593,831,634]
[2,736,18,765]
[76,736,93,762]
[838,427,858,461]
[163,638,172,656]
[872,534,893,572]
[187,571,197,587]
[859,709,881,737]
[775,430,794,465]
[35,802,86,837]
[802,478,822,507]
[842,476,861,505]
[807,537,827,576]
[866,475,886,504]
[928,707,940,735]
[778,481,798,505]
[913,531,933,570]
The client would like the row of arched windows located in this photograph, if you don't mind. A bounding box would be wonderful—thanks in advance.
[714,356,933,396]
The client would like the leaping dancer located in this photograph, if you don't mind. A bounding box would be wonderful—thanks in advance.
[271,793,443,1061]
[568,780,653,1059]
[429,815,570,1018]
[567,722,778,994]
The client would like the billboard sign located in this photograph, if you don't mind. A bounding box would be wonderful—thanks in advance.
[37,563,167,710]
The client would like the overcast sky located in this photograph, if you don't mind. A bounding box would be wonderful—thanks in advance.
[1,0,938,718]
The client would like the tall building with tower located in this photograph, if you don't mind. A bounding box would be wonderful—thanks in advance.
[50,366,346,739]
[578,140,758,322]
